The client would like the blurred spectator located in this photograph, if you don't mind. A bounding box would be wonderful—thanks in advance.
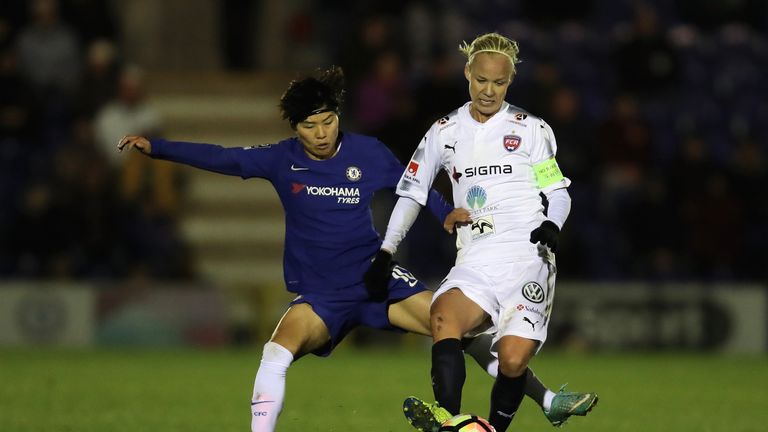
[75,38,119,118]
[0,47,36,139]
[0,46,38,248]
[15,0,80,98]
[543,86,596,184]
[65,118,125,278]
[615,1,680,96]
[353,50,415,160]
[94,66,160,162]
[338,15,403,91]
[94,65,179,216]
[596,94,653,188]
[60,0,119,44]
[668,135,713,202]
[515,61,562,119]
[665,135,742,278]
[681,172,744,279]
[623,172,681,280]
[8,182,70,277]
[412,50,467,133]
[220,0,256,70]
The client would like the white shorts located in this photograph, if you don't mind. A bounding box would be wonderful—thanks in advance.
[433,257,556,353]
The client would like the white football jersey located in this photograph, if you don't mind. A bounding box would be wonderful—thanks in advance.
[397,102,571,264]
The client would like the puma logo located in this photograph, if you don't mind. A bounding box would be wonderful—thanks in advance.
[523,317,539,331]
[444,142,456,153]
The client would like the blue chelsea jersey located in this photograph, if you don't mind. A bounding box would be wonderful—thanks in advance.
[150,132,450,295]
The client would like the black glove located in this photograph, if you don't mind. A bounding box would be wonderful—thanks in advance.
[363,250,393,302]
[529,220,560,253]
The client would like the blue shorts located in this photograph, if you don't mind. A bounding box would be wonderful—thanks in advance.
[290,265,426,356]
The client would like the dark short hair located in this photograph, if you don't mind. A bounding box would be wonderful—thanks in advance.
[280,66,345,128]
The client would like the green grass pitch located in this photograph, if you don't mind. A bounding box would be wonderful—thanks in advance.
[1,345,766,431]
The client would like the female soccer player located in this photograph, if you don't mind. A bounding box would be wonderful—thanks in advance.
[366,34,598,431]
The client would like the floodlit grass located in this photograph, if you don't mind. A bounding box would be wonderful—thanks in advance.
[1,346,766,431]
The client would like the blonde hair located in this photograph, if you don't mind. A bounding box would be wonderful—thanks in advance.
[459,32,521,74]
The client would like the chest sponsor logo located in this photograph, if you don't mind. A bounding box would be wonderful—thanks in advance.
[291,183,360,204]
[470,215,495,240]
[503,135,521,152]
[464,164,513,178]
[466,185,487,209]
[522,281,545,304]
[345,166,362,181]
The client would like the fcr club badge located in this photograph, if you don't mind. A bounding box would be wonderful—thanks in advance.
[346,166,362,182]
[503,135,521,152]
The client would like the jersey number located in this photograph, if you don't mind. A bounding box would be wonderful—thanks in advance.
[391,266,419,287]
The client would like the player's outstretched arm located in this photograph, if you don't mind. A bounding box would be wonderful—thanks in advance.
[117,135,152,154]
[117,136,274,178]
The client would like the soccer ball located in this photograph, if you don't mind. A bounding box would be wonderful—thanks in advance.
[439,414,496,432]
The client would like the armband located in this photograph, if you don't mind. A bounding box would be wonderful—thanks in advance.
[533,158,564,188]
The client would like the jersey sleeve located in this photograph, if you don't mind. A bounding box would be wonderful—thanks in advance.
[395,125,444,205]
[529,120,571,193]
[150,139,281,180]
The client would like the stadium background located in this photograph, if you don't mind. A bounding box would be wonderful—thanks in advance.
[1,0,767,431]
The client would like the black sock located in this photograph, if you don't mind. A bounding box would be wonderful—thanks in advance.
[431,338,465,415]
[523,368,547,408]
[488,369,527,432]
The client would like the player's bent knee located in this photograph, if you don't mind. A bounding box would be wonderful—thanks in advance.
[497,353,530,378]
[430,312,464,339]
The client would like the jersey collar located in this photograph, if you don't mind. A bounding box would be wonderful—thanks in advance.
[460,101,510,127]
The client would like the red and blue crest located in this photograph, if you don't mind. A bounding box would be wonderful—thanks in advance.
[503,135,521,152]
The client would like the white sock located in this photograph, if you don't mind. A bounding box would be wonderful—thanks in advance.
[543,390,556,412]
[462,334,498,378]
[486,358,499,378]
[251,342,294,432]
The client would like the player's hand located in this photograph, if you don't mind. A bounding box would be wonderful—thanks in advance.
[444,208,472,234]
[529,220,560,253]
[117,135,152,154]
[363,249,393,302]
